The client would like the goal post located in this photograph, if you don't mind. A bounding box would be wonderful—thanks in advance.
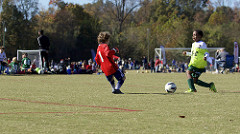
[155,47,225,62]
[17,50,42,69]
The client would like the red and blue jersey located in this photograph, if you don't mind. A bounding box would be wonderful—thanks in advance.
[95,44,119,76]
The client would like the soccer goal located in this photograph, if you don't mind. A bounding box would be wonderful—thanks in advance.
[17,50,42,69]
[154,46,225,65]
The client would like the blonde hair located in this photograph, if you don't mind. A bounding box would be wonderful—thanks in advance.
[12,57,17,62]
[97,32,110,44]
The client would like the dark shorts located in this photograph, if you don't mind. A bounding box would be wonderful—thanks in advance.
[187,65,206,78]
[106,69,125,82]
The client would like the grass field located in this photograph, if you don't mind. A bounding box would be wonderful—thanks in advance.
[0,71,240,133]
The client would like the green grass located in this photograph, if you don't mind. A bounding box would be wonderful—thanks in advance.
[0,71,240,133]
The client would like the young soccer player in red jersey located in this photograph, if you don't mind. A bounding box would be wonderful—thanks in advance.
[95,32,126,94]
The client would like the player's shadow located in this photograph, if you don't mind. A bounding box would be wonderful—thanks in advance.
[218,91,240,94]
[125,92,190,95]
[7,74,25,76]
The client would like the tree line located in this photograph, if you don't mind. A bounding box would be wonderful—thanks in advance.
[0,0,239,61]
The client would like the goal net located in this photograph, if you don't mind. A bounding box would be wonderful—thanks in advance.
[154,46,225,71]
[17,50,42,69]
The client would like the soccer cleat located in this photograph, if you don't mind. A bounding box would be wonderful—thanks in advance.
[112,89,124,94]
[185,88,197,93]
[209,82,217,93]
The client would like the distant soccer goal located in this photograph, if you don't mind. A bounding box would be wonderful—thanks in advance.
[154,47,225,65]
[17,50,42,69]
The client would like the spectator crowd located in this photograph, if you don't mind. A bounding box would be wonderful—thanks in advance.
[0,46,239,75]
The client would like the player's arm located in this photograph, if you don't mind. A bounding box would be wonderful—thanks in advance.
[112,55,119,60]
[105,46,118,58]
[95,52,101,66]
[203,52,209,61]
[3,53,7,62]
[21,59,24,69]
[37,37,43,48]
[202,42,209,61]
[182,51,191,56]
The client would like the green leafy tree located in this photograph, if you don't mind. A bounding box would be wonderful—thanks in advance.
[208,6,233,25]
[0,0,24,57]
[35,1,101,60]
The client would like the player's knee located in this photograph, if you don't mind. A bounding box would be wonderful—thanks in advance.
[186,71,191,78]
[107,76,114,83]
[186,70,192,74]
[118,77,125,85]
[122,76,126,81]
[111,77,114,82]
[193,78,198,83]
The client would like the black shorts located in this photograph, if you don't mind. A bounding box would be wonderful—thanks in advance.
[106,69,125,82]
[187,65,206,78]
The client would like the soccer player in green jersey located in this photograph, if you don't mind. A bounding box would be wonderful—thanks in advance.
[9,57,19,74]
[21,53,31,71]
[183,30,217,93]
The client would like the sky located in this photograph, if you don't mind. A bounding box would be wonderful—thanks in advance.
[211,0,237,7]
[39,0,94,9]
[39,0,239,9]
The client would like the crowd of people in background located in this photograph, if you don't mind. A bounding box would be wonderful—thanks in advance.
[0,46,239,75]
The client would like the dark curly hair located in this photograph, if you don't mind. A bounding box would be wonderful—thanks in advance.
[97,32,111,44]
[194,30,203,37]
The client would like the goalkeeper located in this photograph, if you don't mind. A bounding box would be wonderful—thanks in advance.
[183,30,217,93]
[21,53,31,72]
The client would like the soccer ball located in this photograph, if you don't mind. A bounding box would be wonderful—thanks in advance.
[165,82,177,93]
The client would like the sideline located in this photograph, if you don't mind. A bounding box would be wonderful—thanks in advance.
[0,98,143,115]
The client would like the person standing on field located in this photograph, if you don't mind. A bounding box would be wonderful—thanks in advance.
[37,30,50,71]
[95,32,126,94]
[183,30,217,93]
[0,46,7,72]
[215,48,229,73]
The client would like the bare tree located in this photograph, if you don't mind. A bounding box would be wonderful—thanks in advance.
[16,0,38,20]
[233,0,240,8]
[213,0,233,7]
[108,0,143,33]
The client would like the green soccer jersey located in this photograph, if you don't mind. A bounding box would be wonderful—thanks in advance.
[188,41,209,69]
[22,57,31,69]
[9,62,19,70]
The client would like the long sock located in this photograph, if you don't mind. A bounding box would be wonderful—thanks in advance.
[115,79,124,90]
[109,80,115,92]
[187,79,196,90]
[196,80,210,88]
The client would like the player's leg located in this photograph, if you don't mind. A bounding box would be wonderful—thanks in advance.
[195,75,210,88]
[106,75,115,92]
[0,61,3,72]
[114,69,126,94]
[185,66,197,92]
[193,75,210,88]
[40,51,45,68]
[44,52,50,71]
[196,79,217,92]
[194,70,217,92]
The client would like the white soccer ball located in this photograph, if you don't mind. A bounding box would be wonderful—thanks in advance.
[165,82,177,93]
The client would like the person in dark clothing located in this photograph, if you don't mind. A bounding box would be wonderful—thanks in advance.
[57,59,66,74]
[37,30,50,71]
[142,56,148,70]
[150,59,155,73]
